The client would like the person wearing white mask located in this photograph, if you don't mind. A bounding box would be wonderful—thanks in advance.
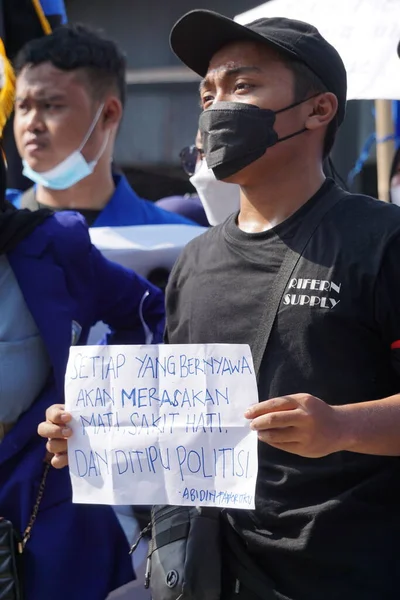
[189,136,241,227]
[189,155,240,226]
[157,130,241,227]
[9,24,195,228]
[169,130,241,226]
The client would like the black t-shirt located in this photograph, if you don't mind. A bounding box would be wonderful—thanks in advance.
[22,187,101,227]
[166,180,400,600]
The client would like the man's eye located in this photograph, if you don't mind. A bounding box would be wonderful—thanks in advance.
[15,103,28,112]
[235,82,254,92]
[202,94,214,107]
[41,101,65,111]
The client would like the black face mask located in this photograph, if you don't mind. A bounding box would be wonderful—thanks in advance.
[199,98,315,180]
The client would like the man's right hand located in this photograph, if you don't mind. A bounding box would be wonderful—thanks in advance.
[37,404,72,469]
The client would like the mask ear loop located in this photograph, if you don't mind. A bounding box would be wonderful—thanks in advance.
[274,93,323,145]
[78,103,105,152]
[277,127,308,143]
[91,130,111,164]
[274,92,322,116]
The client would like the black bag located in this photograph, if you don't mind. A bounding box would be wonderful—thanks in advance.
[141,186,348,600]
[0,462,50,600]
[144,506,221,600]
[0,519,23,600]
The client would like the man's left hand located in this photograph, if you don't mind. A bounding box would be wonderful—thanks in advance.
[245,393,346,458]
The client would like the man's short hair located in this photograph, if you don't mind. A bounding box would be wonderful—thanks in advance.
[15,24,127,107]
[283,57,338,158]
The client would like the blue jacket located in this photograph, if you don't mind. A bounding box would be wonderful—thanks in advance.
[1,211,165,600]
[8,174,196,227]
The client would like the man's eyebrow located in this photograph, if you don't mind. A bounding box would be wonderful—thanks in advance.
[199,66,262,92]
[15,92,67,102]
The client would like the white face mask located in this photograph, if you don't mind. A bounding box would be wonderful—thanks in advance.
[391,185,400,207]
[190,159,240,226]
[22,104,109,190]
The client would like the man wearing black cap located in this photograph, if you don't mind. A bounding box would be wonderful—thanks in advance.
[165,9,400,600]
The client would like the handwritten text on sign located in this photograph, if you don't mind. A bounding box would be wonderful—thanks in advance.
[65,344,259,509]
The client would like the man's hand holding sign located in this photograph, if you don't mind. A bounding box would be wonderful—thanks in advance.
[42,392,347,465]
[40,376,347,475]
[245,393,345,458]
[41,405,71,468]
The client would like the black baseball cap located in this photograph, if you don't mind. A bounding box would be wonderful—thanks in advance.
[170,10,347,126]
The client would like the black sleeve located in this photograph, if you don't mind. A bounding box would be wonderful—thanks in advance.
[374,233,400,377]
[164,245,188,345]
[163,327,169,344]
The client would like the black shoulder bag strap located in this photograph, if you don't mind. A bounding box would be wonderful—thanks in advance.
[224,185,348,599]
[252,185,348,375]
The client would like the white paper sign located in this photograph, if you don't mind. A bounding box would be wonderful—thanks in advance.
[236,0,400,100]
[65,344,259,509]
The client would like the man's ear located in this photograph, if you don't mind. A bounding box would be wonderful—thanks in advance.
[305,92,338,131]
[102,97,123,130]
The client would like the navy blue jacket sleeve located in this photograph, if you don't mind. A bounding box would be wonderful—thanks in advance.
[89,242,166,345]
[49,212,166,346]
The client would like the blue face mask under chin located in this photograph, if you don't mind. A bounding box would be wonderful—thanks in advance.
[22,104,109,190]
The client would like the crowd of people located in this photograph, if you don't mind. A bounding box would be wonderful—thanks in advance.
[2,4,400,600]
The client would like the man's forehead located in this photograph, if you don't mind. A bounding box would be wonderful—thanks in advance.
[203,43,285,82]
[207,60,260,75]
[17,63,83,91]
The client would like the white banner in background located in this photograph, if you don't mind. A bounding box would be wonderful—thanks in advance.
[236,0,400,100]
[65,344,259,509]
[89,224,206,278]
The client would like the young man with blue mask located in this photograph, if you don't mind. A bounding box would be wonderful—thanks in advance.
[9,24,195,227]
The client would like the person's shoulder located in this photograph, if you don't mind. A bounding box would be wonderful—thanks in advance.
[155,194,209,227]
[141,197,198,226]
[170,222,224,276]
[40,209,88,235]
[32,211,91,259]
[330,187,400,235]
[183,220,223,249]
[112,174,198,226]
[167,223,224,295]
[336,189,400,220]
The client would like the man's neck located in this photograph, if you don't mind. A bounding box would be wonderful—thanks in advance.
[238,160,326,233]
[35,168,116,211]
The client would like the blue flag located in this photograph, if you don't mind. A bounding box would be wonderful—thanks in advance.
[33,0,67,30]
[1,1,68,59]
